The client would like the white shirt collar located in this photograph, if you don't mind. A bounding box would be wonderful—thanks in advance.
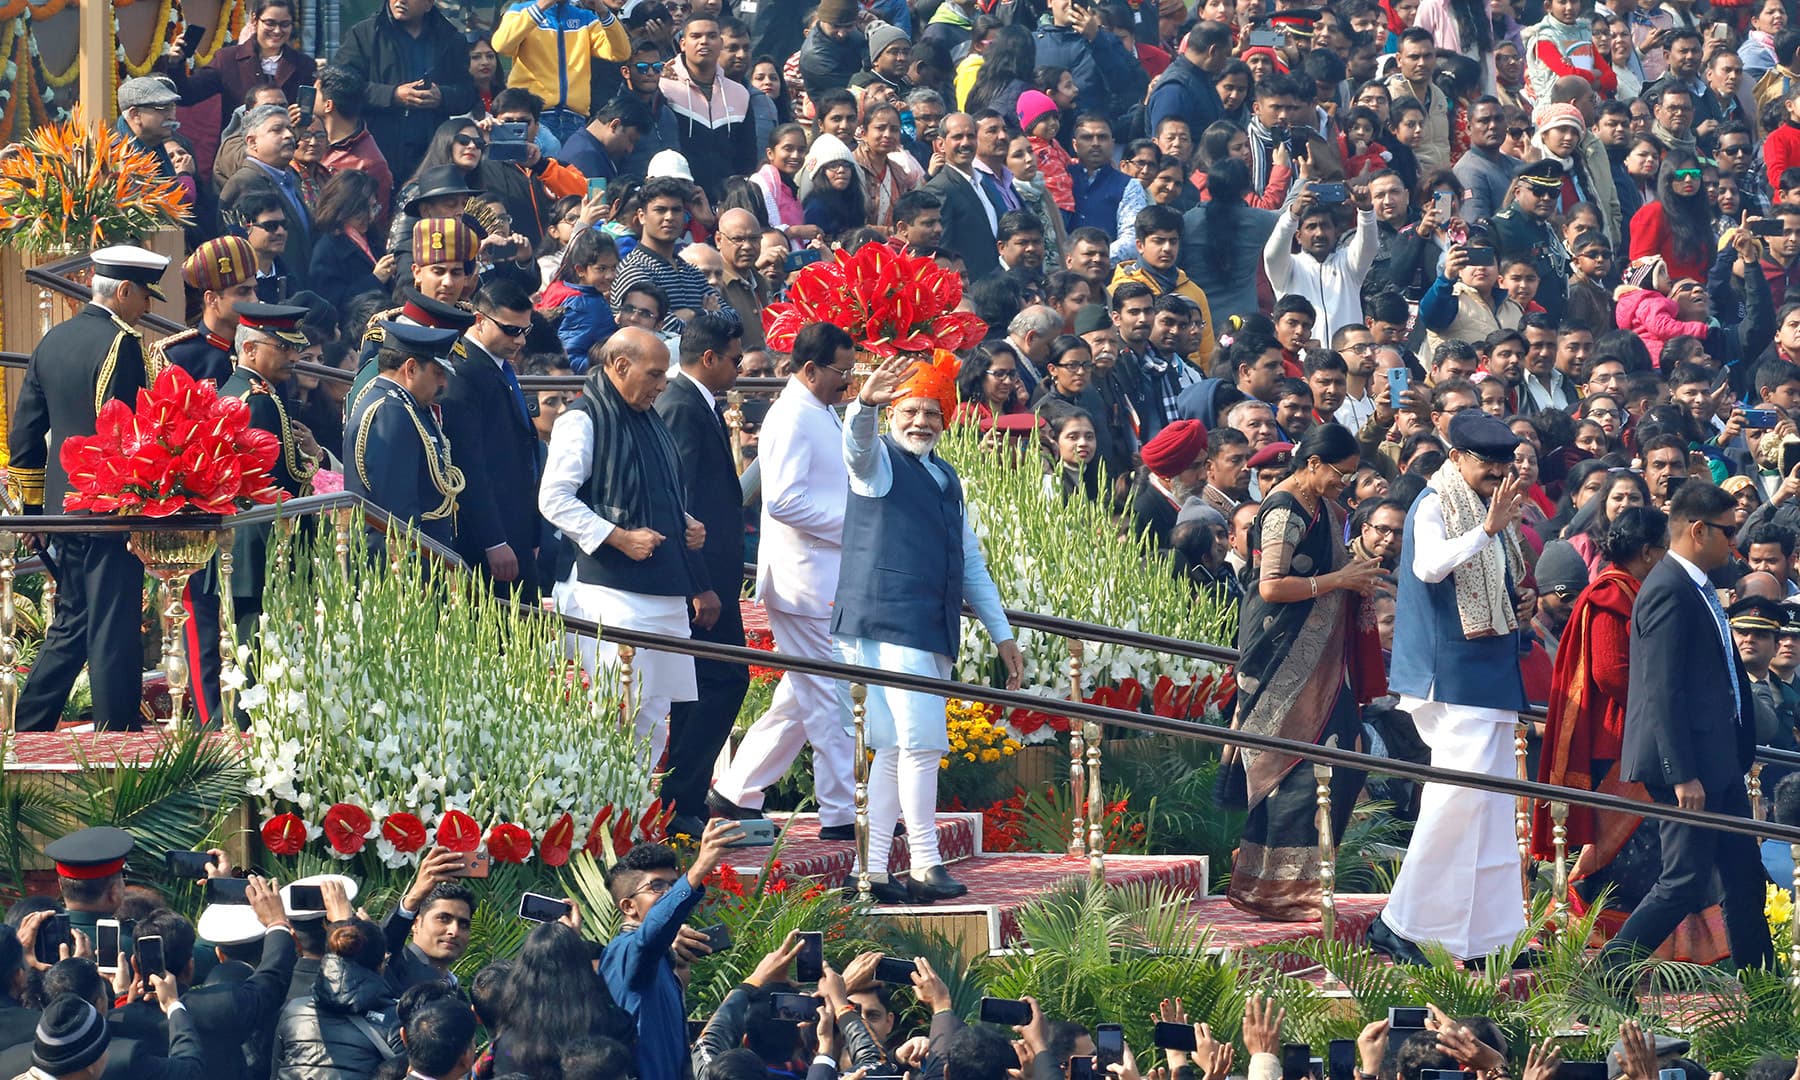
[1667,549,1710,589]
[677,367,716,411]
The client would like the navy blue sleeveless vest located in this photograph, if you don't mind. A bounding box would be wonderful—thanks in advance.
[1387,487,1528,711]
[830,437,965,657]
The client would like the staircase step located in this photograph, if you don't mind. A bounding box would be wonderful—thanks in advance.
[731,812,981,882]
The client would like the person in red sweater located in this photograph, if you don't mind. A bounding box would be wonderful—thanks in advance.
[1764,82,1800,195]
[1629,152,1715,284]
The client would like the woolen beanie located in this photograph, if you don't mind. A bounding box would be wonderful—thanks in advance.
[33,995,110,1076]
[816,0,858,25]
[1017,90,1060,132]
[868,22,910,60]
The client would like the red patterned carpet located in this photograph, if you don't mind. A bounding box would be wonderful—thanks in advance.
[729,814,981,881]
[5,730,242,771]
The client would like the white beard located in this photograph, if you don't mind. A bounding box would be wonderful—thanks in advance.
[892,427,942,456]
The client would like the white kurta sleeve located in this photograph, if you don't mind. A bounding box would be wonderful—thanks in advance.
[843,397,894,497]
[538,409,621,555]
[763,406,845,544]
[959,509,1013,643]
[1409,489,1500,583]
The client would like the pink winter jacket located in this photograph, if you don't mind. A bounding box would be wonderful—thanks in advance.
[1614,287,1708,368]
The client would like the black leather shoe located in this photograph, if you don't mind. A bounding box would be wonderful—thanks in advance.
[665,814,707,841]
[1366,915,1430,966]
[842,875,926,905]
[908,865,969,900]
[705,789,764,821]
[817,823,905,841]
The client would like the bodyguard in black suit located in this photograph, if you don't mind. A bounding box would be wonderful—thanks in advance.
[6,248,170,731]
[923,113,1001,279]
[440,282,543,603]
[1601,482,1774,975]
[654,313,753,829]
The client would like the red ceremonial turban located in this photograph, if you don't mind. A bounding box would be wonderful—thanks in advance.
[1141,418,1207,478]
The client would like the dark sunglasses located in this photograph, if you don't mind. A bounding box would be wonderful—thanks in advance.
[454,134,488,150]
[249,219,287,231]
[488,318,531,337]
[1508,126,1531,137]
[631,61,667,75]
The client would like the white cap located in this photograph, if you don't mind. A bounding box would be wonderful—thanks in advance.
[197,904,267,946]
[648,149,695,181]
[89,245,172,301]
[280,874,359,919]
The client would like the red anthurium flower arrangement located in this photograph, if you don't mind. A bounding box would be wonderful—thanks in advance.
[262,813,307,856]
[487,823,533,864]
[434,809,482,852]
[381,812,428,853]
[322,803,373,854]
[59,366,282,515]
[763,243,988,357]
[538,813,576,867]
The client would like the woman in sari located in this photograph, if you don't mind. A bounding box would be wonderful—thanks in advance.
[1532,506,1730,962]
[1227,423,1389,920]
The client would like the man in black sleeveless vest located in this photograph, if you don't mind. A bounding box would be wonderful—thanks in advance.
[832,353,1023,904]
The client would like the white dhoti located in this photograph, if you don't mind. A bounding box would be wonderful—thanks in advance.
[835,635,951,876]
[554,574,697,768]
[713,609,856,826]
[1380,698,1526,959]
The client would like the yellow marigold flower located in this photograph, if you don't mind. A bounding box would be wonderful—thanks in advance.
[939,758,950,769]
[964,752,976,762]
[981,748,1001,763]
[1767,883,1794,926]
[1003,745,1016,756]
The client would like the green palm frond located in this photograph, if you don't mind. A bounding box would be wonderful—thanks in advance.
[64,731,246,887]
[871,920,988,1021]
[1689,968,1800,1076]
[0,735,78,898]
[451,861,541,980]
[682,886,878,1016]
[1247,934,1415,1025]
[561,851,624,946]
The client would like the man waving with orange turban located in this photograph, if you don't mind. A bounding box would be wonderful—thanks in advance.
[833,351,1023,904]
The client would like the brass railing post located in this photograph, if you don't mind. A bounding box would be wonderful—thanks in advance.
[40,579,53,625]
[0,536,15,733]
[618,643,636,728]
[852,683,871,903]
[333,507,352,574]
[1067,638,1085,858]
[217,541,238,721]
[1086,716,1104,881]
[1314,762,1336,944]
[1549,801,1569,936]
[1750,763,1766,821]
[1516,721,1531,920]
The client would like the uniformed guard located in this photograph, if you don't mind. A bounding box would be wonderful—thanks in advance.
[1489,158,1571,321]
[8,246,169,731]
[148,236,259,384]
[43,827,134,951]
[346,322,466,553]
[181,303,317,728]
[347,217,480,412]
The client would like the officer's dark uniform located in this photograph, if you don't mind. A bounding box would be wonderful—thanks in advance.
[8,250,168,731]
[1488,159,1571,322]
[181,303,317,728]
[345,322,466,552]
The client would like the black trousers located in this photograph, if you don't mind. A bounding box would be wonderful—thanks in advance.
[181,575,259,731]
[17,534,144,731]
[661,600,750,821]
[1600,778,1774,970]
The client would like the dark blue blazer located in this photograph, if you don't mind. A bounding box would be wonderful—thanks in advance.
[1621,554,1756,794]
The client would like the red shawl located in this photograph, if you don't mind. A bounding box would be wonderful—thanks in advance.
[1531,567,1637,857]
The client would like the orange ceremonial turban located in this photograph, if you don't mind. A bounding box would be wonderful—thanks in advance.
[893,349,961,420]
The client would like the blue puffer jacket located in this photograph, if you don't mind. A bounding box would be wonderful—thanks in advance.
[1031,22,1146,117]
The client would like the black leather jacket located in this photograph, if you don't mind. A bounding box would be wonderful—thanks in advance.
[273,956,404,1080]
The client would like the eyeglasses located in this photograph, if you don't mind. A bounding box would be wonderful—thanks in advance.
[719,232,760,245]
[1320,459,1354,479]
[487,316,531,337]
[1053,361,1094,371]
[1363,522,1399,537]
[1720,143,1752,155]
[453,134,488,150]
[1673,168,1703,181]
[249,219,288,231]
[1508,126,1531,138]
[632,61,667,75]
[987,368,1020,380]
[258,17,293,29]
[621,302,661,321]
[1697,519,1737,538]
[296,129,326,141]
[631,878,674,898]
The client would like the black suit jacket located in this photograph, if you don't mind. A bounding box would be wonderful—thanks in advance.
[0,1004,206,1080]
[924,168,1000,279]
[0,1006,37,1051]
[653,374,746,628]
[439,341,542,565]
[179,928,296,1080]
[8,304,147,513]
[1621,555,1757,794]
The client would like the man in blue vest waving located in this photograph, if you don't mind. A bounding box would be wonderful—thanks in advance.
[834,352,1024,905]
[1371,410,1534,966]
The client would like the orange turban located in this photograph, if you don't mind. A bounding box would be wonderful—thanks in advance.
[894,349,961,420]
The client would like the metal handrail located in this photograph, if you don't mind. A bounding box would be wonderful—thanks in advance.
[21,264,186,338]
[546,606,1800,848]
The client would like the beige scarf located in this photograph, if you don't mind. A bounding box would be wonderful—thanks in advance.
[1429,459,1525,639]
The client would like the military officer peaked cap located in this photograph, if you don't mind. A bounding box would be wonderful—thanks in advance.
[44,827,134,881]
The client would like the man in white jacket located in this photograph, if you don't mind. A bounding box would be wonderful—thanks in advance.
[708,322,861,837]
[1262,180,1380,338]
